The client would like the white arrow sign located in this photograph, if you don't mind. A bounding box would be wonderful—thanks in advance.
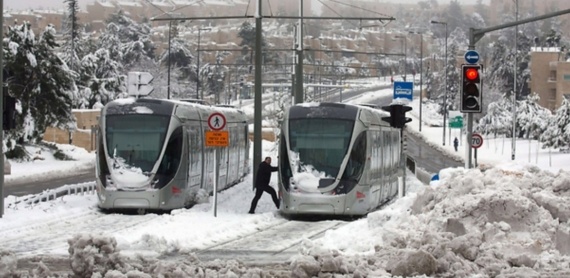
[127,71,154,97]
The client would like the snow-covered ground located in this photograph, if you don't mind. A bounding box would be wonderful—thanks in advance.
[2,81,570,277]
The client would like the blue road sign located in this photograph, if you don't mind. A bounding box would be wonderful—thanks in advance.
[393,81,414,100]
[464,50,480,64]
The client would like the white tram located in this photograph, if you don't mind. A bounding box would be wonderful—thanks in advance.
[278,102,402,216]
[96,98,249,213]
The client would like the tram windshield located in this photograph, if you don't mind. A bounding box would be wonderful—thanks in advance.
[105,114,170,173]
[289,118,354,177]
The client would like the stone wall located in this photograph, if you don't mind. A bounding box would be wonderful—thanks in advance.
[43,110,100,152]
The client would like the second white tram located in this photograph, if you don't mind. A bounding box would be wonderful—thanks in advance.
[278,102,402,216]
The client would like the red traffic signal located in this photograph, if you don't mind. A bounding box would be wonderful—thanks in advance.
[465,68,479,81]
[461,64,482,113]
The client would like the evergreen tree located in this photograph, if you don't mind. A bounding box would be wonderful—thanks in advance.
[540,98,570,151]
[61,0,81,73]
[79,48,123,108]
[237,21,275,66]
[445,0,465,33]
[157,26,195,99]
[517,92,551,139]
[475,94,512,137]
[103,10,155,71]
[475,0,489,24]
[3,23,75,147]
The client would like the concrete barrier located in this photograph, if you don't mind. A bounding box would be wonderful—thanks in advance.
[415,166,433,185]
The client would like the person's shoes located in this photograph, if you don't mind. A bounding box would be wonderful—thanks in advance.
[248,211,254,214]
[276,203,280,209]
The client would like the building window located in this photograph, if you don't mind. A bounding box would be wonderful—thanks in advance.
[564,74,570,81]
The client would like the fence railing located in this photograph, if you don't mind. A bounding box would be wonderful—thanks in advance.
[6,182,97,207]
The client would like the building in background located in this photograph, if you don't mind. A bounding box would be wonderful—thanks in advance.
[528,47,570,111]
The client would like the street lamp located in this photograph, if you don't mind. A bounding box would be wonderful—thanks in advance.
[394,35,407,81]
[196,27,211,99]
[409,30,424,131]
[512,0,519,160]
[167,20,173,99]
[431,20,448,146]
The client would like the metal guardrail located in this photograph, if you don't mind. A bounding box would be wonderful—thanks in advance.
[6,182,97,207]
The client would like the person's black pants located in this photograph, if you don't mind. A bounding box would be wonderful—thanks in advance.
[249,185,279,213]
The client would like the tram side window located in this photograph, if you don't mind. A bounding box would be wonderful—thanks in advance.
[156,127,183,188]
[343,132,366,181]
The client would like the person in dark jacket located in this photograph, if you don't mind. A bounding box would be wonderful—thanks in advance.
[248,156,280,214]
[453,137,459,152]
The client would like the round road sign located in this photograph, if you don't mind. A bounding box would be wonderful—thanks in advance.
[464,50,480,64]
[471,133,483,149]
[208,112,226,131]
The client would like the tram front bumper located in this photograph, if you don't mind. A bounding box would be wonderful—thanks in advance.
[97,187,160,210]
[280,193,347,215]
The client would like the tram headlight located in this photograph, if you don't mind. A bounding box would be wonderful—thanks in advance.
[289,177,300,192]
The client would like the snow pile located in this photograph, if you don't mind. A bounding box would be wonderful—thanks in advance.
[291,164,570,277]
[66,234,292,278]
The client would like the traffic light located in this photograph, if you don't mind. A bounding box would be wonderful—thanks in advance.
[381,104,412,128]
[3,86,16,130]
[461,64,482,113]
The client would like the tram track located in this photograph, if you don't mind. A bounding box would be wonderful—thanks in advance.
[193,217,349,264]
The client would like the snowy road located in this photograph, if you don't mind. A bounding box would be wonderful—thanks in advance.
[5,181,351,273]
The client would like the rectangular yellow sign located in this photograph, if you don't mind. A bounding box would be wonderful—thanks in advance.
[205,130,229,147]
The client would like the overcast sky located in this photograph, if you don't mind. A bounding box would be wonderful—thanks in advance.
[4,0,487,11]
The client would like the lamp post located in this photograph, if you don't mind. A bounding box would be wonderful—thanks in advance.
[431,20,448,146]
[167,20,172,99]
[196,27,211,99]
[409,31,424,131]
[394,35,407,81]
[512,0,518,160]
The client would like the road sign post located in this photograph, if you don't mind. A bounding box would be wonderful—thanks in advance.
[206,112,228,218]
[471,133,483,168]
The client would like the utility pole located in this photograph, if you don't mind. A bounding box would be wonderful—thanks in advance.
[512,0,518,160]
[167,20,172,99]
[253,0,263,187]
[0,0,4,218]
[196,27,211,99]
[294,0,304,104]
[431,20,448,146]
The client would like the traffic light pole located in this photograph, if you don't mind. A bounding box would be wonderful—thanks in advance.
[466,7,570,169]
[0,0,4,218]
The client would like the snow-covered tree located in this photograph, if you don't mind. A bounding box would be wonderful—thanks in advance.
[475,94,512,137]
[157,22,195,99]
[61,0,81,73]
[3,23,75,147]
[517,92,551,139]
[94,10,156,85]
[540,98,570,150]
[237,21,275,65]
[79,48,124,108]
